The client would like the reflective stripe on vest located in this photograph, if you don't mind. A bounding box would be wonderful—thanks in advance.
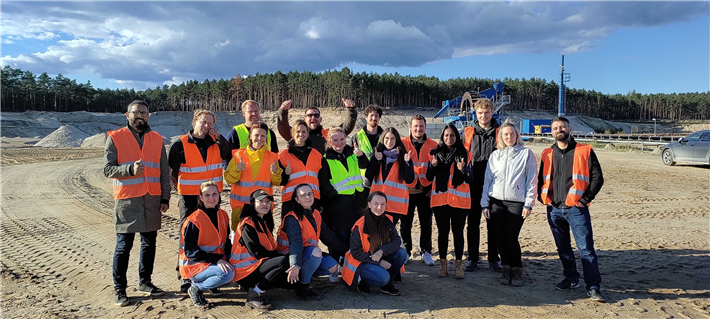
[430,153,473,209]
[228,148,277,210]
[327,154,364,195]
[229,217,278,281]
[539,143,592,207]
[177,134,224,195]
[279,149,322,202]
[178,208,230,280]
[369,161,410,215]
[235,124,274,152]
[108,127,163,200]
[275,210,322,255]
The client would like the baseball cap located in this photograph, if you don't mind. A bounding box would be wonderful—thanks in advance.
[250,189,274,201]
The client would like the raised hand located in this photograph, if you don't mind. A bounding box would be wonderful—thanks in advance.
[280,100,292,111]
[456,157,465,171]
[353,144,364,157]
[431,156,438,167]
[404,150,412,162]
[237,156,246,172]
[342,98,355,108]
[270,159,279,174]
[133,159,145,176]
[374,151,383,161]
[209,127,221,141]
[284,160,292,175]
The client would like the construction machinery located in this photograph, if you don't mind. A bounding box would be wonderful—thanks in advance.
[433,82,510,131]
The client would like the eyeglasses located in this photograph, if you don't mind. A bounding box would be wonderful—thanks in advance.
[130,111,149,116]
[298,192,314,198]
[305,113,320,118]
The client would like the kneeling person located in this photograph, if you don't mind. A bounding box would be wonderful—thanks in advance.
[343,191,408,295]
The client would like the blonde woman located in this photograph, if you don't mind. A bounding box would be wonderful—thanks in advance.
[481,119,538,286]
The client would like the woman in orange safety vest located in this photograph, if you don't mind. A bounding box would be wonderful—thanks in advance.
[278,119,322,209]
[341,191,409,295]
[425,123,474,279]
[364,127,415,226]
[230,189,294,310]
[179,181,234,307]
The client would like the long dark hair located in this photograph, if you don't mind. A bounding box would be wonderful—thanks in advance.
[374,127,407,181]
[283,183,313,221]
[437,123,468,161]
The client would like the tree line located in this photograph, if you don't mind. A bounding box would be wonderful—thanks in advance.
[2,65,708,121]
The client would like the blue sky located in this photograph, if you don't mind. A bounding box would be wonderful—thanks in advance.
[1,2,708,95]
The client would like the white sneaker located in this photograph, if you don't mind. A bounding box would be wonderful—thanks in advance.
[422,251,435,266]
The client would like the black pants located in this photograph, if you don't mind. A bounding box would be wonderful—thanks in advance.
[468,192,500,263]
[489,198,525,268]
[237,256,295,291]
[400,192,433,254]
[177,194,199,280]
[433,205,468,260]
[113,231,157,291]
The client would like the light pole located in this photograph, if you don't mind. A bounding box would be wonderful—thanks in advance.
[652,118,656,136]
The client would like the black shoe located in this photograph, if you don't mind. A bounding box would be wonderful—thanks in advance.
[295,283,320,301]
[379,283,400,296]
[555,278,580,290]
[489,261,503,272]
[114,290,129,307]
[246,289,271,310]
[138,282,164,297]
[180,279,191,293]
[207,287,223,296]
[188,285,208,307]
[357,281,371,294]
[587,288,606,302]
[465,260,479,272]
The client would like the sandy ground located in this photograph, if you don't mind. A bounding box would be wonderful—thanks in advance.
[1,110,709,319]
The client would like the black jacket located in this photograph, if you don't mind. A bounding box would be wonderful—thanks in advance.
[349,216,402,265]
[238,214,281,260]
[183,206,232,264]
[537,138,604,207]
[468,120,500,191]
[283,209,348,268]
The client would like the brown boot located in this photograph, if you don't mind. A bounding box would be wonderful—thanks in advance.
[454,260,465,279]
[500,265,512,285]
[438,259,447,278]
[246,289,271,310]
[510,267,524,287]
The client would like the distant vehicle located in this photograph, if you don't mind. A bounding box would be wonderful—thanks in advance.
[661,130,710,166]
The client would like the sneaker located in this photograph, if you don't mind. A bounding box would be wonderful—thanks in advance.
[114,290,129,307]
[207,287,223,296]
[464,260,478,272]
[246,289,271,310]
[188,285,208,307]
[587,288,606,303]
[422,251,435,266]
[180,279,191,293]
[295,283,320,301]
[329,272,339,283]
[138,282,164,297]
[555,278,580,290]
[488,261,503,272]
[379,283,400,296]
[357,281,371,294]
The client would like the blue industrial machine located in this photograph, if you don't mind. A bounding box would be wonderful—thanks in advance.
[433,82,510,131]
[521,119,552,134]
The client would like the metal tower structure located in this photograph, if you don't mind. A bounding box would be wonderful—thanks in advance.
[558,55,571,116]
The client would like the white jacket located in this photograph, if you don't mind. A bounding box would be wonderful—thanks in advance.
[481,145,538,209]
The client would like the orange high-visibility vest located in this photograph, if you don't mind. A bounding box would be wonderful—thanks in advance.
[177,134,224,195]
[275,210,322,255]
[229,216,278,281]
[402,136,438,188]
[463,126,500,153]
[278,148,322,202]
[178,208,230,279]
[342,215,404,287]
[229,148,278,210]
[369,161,412,215]
[540,143,592,207]
[107,127,162,200]
[322,128,330,139]
[430,153,473,209]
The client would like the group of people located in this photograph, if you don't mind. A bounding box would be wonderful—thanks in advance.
[104,97,606,310]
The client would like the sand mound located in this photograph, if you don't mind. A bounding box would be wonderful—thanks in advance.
[35,125,90,148]
[81,133,107,148]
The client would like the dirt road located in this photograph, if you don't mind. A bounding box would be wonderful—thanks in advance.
[1,144,709,318]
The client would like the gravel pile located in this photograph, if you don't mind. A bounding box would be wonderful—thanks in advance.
[81,133,107,148]
[35,125,90,148]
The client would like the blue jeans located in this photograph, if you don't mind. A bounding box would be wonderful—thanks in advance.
[190,264,235,291]
[113,231,156,291]
[300,246,338,284]
[547,205,602,290]
[359,248,409,287]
